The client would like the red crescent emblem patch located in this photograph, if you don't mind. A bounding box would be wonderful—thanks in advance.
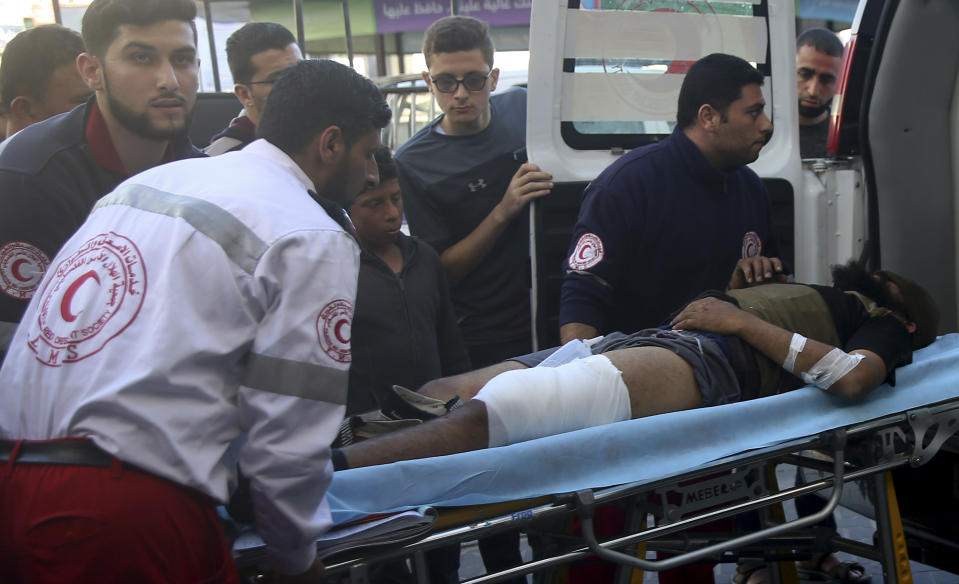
[741,231,762,259]
[568,232,605,270]
[0,241,51,300]
[27,232,147,367]
[316,299,353,363]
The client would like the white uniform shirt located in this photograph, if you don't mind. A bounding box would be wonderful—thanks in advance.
[0,139,357,574]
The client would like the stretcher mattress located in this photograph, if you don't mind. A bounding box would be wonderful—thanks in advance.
[328,334,959,525]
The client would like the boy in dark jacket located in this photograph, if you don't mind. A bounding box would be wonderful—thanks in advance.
[348,146,471,416]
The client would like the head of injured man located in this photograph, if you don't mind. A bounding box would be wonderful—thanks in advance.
[256,59,391,208]
[677,53,773,171]
[832,260,940,350]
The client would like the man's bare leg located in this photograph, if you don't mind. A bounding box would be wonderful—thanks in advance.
[343,347,703,469]
[418,360,527,402]
[343,362,529,468]
[342,401,491,468]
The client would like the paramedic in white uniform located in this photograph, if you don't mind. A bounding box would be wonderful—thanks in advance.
[0,59,389,584]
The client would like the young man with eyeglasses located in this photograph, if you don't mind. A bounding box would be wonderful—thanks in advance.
[394,15,551,583]
[205,22,302,155]
[397,15,551,371]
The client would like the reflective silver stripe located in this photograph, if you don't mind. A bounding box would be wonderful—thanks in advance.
[0,320,17,356]
[95,184,267,275]
[243,352,348,404]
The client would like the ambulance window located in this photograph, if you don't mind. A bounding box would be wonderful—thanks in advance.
[561,0,770,150]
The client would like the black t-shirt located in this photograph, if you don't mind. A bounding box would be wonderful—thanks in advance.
[395,88,529,347]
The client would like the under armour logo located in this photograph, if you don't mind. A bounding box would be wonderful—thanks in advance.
[467,179,488,192]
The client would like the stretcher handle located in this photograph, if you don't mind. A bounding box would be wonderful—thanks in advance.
[575,432,847,572]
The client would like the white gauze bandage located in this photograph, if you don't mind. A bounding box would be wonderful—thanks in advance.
[782,333,807,374]
[800,348,865,390]
[475,354,631,447]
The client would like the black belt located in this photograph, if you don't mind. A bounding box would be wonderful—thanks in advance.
[0,439,113,468]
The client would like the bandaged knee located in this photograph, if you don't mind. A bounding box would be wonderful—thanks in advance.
[800,348,865,390]
[474,354,631,448]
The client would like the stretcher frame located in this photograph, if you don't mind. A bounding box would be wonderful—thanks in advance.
[271,395,959,584]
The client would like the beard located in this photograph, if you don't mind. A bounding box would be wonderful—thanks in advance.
[103,71,192,141]
[798,100,830,120]
[831,259,909,315]
[323,154,359,208]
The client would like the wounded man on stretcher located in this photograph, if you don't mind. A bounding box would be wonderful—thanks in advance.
[337,261,939,470]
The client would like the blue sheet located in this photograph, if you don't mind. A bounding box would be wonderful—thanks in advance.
[328,334,959,525]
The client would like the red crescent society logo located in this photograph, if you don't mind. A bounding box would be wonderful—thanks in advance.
[316,299,353,363]
[569,232,605,270]
[27,232,147,367]
[0,241,51,300]
[741,231,762,259]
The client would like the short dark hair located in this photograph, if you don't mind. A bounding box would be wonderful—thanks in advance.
[0,25,85,114]
[676,53,765,130]
[373,145,398,182]
[797,28,843,58]
[226,22,297,83]
[81,0,197,59]
[257,59,391,155]
[422,16,494,68]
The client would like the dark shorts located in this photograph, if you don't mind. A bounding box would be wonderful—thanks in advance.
[511,329,744,407]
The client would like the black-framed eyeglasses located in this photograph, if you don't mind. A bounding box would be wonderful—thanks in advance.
[430,70,493,94]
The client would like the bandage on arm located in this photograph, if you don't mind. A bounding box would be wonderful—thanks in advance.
[782,333,807,374]
[799,348,865,390]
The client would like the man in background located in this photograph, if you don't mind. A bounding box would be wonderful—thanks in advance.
[796,28,843,158]
[205,22,302,155]
[0,0,203,361]
[0,24,90,139]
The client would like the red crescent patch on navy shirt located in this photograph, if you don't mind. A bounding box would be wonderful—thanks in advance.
[27,232,147,367]
[569,232,605,270]
[0,241,51,300]
[741,231,762,259]
[316,299,353,363]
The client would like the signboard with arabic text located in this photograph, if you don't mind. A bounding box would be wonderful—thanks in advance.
[374,0,532,34]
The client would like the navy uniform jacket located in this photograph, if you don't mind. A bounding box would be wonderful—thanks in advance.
[560,126,781,334]
[0,98,202,357]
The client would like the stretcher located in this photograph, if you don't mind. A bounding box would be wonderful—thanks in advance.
[234,333,959,582]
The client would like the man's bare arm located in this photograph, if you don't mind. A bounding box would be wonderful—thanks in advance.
[670,297,887,399]
[560,322,599,344]
[441,163,552,286]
